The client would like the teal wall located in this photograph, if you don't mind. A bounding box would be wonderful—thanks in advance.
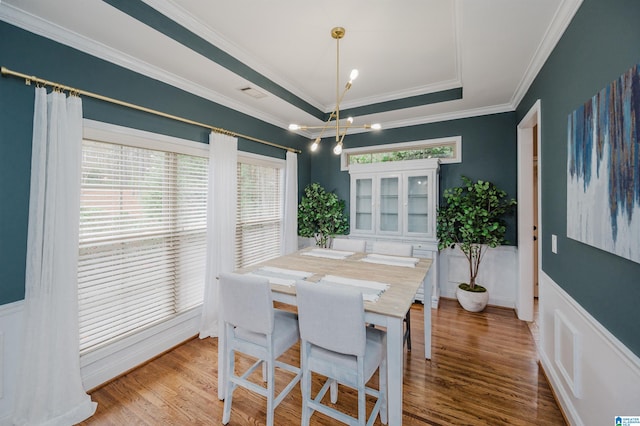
[0,21,309,305]
[308,112,519,244]
[517,0,640,356]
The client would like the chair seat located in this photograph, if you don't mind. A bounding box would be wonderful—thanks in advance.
[307,327,385,385]
[234,309,299,358]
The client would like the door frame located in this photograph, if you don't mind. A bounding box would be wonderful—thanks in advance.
[516,100,541,321]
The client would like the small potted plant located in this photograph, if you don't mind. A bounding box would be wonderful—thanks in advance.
[436,176,516,312]
[298,183,349,248]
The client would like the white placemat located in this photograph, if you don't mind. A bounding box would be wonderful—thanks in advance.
[247,266,312,287]
[300,248,355,259]
[318,274,390,302]
[259,266,313,279]
[361,253,419,268]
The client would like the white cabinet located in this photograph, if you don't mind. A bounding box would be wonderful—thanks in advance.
[348,159,441,306]
[349,159,439,240]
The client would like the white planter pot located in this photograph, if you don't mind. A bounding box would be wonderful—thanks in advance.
[456,286,489,312]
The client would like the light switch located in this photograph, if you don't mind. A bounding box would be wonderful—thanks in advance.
[552,234,558,254]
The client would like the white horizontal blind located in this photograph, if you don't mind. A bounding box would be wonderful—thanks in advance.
[78,140,208,353]
[235,159,283,269]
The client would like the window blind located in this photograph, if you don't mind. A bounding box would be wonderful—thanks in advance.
[78,140,208,353]
[235,160,283,269]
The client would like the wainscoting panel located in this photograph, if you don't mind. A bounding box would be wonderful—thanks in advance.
[0,331,4,400]
[553,309,582,398]
[438,245,518,308]
[0,300,24,422]
[539,272,640,425]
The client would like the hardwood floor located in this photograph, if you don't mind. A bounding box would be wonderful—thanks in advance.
[78,299,566,425]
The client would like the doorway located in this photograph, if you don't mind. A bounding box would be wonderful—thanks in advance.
[516,100,541,322]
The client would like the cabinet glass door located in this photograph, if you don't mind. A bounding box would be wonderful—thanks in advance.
[354,177,373,231]
[379,176,399,232]
[407,175,429,234]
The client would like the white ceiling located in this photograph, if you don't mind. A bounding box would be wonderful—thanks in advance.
[1,0,581,138]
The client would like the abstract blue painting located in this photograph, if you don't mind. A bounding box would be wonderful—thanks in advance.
[567,63,640,264]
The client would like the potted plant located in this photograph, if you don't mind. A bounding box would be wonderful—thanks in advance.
[298,183,349,248]
[436,176,517,312]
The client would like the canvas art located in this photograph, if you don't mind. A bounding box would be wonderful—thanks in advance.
[567,63,640,264]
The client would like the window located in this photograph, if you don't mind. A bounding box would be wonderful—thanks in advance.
[340,136,461,171]
[235,154,284,269]
[78,127,208,354]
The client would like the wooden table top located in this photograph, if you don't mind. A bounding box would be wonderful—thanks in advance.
[237,247,432,319]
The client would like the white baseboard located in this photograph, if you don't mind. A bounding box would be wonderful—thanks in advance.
[539,272,640,425]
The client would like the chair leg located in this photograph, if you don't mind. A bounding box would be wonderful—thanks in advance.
[358,380,366,425]
[266,354,275,426]
[329,379,338,404]
[222,346,234,424]
[301,344,312,426]
[379,356,388,425]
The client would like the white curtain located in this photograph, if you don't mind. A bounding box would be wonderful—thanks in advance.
[282,151,298,254]
[13,88,97,425]
[199,132,238,339]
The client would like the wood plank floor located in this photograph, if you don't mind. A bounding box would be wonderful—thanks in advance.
[78,299,566,425]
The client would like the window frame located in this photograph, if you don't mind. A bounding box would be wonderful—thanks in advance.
[79,119,208,389]
[235,151,286,269]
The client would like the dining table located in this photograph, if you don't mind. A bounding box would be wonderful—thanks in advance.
[218,246,433,426]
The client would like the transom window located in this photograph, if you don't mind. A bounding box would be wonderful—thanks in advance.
[340,136,461,171]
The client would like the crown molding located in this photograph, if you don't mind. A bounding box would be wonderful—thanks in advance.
[510,0,584,109]
[379,103,514,132]
[0,2,288,130]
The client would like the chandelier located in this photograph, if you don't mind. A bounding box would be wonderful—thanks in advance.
[288,27,381,154]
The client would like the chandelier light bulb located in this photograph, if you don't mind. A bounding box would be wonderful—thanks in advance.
[349,69,359,82]
[288,124,300,131]
[333,143,343,155]
[371,123,382,130]
[347,117,354,124]
[311,139,319,151]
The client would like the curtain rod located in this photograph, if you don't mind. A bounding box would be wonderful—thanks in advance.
[1,66,301,154]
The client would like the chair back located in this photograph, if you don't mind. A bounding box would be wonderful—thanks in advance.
[371,241,413,257]
[295,281,366,357]
[219,272,274,335]
[332,238,366,252]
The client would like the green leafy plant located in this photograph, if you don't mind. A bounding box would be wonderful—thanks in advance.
[436,176,517,291]
[298,183,349,248]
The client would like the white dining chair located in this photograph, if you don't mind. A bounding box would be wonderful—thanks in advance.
[295,280,387,426]
[219,272,301,426]
[370,241,413,257]
[371,241,414,350]
[332,238,366,252]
